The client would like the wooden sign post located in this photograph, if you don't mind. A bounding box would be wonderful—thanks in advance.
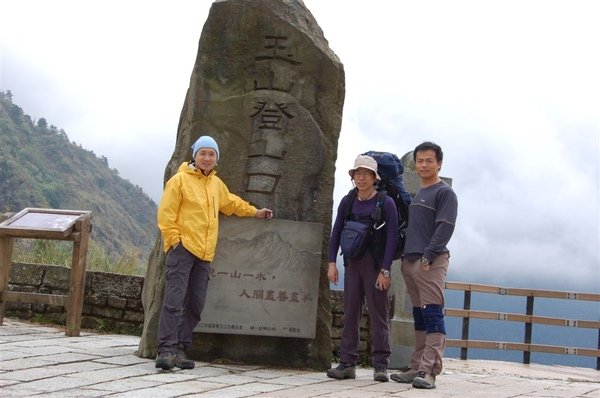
[0,208,92,336]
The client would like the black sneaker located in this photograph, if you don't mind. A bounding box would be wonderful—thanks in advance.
[326,362,356,379]
[373,367,388,382]
[174,350,195,369]
[155,352,175,370]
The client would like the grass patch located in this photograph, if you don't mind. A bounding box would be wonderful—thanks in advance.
[12,238,145,276]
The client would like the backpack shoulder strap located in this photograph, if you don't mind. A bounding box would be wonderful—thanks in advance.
[372,190,387,227]
[344,189,357,221]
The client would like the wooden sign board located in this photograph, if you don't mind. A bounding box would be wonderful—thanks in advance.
[0,208,91,239]
[0,207,92,336]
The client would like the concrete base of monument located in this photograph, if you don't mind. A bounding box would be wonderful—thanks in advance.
[389,317,416,369]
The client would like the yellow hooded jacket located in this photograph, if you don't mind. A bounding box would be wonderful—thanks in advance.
[157,162,257,261]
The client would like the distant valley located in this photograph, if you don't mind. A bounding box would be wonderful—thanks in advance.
[0,90,157,273]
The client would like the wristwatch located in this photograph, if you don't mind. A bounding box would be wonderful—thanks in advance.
[420,257,430,266]
[380,269,390,278]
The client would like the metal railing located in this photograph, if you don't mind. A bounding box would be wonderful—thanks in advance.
[444,281,600,370]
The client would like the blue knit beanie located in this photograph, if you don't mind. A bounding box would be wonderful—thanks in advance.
[191,136,220,160]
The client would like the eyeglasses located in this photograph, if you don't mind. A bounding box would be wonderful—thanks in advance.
[353,170,374,177]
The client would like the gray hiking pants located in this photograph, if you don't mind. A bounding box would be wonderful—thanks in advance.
[157,244,210,354]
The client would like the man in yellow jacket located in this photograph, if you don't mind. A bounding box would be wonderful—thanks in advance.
[155,135,273,370]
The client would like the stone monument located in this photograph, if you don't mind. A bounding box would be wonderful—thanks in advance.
[137,0,345,370]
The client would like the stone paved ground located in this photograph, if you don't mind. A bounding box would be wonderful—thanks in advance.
[0,318,598,397]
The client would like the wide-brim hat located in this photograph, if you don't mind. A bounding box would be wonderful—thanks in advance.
[348,155,381,180]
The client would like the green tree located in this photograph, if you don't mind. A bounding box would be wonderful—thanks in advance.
[8,104,23,121]
[0,90,13,102]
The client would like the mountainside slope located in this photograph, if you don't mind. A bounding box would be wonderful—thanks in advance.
[0,91,157,267]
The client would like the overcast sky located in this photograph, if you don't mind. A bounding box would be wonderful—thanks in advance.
[1,0,598,292]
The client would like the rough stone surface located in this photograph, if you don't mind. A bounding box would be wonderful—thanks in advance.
[43,265,70,290]
[139,0,345,370]
[5,263,145,336]
[89,272,143,300]
[6,262,44,286]
[400,151,415,172]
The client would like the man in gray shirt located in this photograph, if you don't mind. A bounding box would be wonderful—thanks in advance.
[390,141,458,389]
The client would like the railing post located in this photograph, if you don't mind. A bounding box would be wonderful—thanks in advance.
[460,290,471,360]
[596,324,599,371]
[0,237,15,326]
[523,296,534,364]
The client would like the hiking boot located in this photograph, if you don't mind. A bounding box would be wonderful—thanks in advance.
[390,367,419,383]
[412,371,436,389]
[326,362,356,379]
[174,350,195,369]
[373,367,389,382]
[155,351,175,370]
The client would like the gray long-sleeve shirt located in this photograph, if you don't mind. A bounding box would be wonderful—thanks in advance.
[403,180,458,262]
